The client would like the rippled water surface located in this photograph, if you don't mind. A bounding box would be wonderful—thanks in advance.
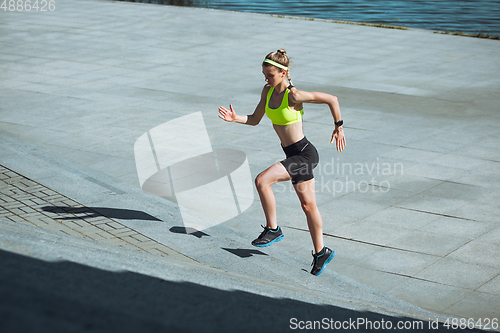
[122,0,500,35]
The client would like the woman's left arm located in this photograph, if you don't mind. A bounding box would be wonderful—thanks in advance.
[290,89,346,152]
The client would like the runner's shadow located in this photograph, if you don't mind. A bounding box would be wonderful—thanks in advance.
[169,226,209,238]
[41,206,162,221]
[221,248,268,258]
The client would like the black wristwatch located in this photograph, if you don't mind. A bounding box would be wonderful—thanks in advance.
[334,120,343,127]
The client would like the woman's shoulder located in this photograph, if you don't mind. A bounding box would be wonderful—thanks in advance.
[288,86,301,101]
[260,84,272,96]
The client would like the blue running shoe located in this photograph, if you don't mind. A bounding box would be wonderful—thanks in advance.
[251,225,284,247]
[311,247,335,276]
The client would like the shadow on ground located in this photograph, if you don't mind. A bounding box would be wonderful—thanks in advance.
[0,249,482,333]
[41,206,162,221]
[169,226,210,238]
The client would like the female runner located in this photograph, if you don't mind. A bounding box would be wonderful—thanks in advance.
[218,49,345,276]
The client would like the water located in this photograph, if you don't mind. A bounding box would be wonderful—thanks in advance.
[121,0,500,35]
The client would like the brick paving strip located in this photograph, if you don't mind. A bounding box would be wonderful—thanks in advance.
[0,164,196,263]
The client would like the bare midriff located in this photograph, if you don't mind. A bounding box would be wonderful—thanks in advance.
[273,121,305,147]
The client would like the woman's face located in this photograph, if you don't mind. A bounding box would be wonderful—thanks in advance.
[262,66,285,87]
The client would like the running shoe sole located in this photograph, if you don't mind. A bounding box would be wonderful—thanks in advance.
[314,251,335,276]
[252,234,284,247]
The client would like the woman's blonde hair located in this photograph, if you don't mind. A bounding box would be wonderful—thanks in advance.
[263,49,292,84]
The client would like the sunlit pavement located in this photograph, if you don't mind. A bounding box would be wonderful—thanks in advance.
[1,0,499,327]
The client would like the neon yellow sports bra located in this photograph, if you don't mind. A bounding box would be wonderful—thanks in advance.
[265,87,303,125]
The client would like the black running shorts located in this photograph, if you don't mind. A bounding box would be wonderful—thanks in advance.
[280,137,319,185]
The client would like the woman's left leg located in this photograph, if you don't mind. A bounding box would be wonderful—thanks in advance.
[293,179,324,253]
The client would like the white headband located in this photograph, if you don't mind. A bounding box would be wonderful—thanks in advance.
[263,59,288,71]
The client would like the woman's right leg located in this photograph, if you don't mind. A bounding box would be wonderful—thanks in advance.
[254,162,291,229]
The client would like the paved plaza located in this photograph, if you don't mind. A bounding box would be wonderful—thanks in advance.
[1,0,500,329]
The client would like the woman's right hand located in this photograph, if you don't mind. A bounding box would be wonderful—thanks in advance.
[218,104,237,122]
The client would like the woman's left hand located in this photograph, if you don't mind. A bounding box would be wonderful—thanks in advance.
[331,127,346,152]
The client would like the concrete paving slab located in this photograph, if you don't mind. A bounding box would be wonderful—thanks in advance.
[419,216,497,241]
[447,241,500,269]
[334,220,414,246]
[356,247,441,276]
[338,264,408,293]
[444,292,500,323]
[389,279,473,314]
[386,230,471,257]
[415,258,499,290]
[478,275,500,296]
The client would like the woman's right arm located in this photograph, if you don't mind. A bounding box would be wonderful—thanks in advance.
[218,87,267,126]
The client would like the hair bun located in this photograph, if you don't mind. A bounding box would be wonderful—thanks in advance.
[277,49,287,55]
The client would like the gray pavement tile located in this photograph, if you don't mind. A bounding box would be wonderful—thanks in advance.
[323,237,381,267]
[477,274,500,296]
[9,72,59,84]
[42,60,105,72]
[444,291,500,321]
[0,78,29,89]
[430,154,491,171]
[70,80,117,92]
[318,192,388,222]
[448,169,500,189]
[420,216,497,240]
[380,147,445,164]
[273,227,314,257]
[225,207,264,236]
[336,265,408,293]
[449,202,500,224]
[395,194,470,217]
[43,77,89,87]
[0,122,70,146]
[356,247,440,276]
[422,181,486,201]
[116,171,142,188]
[388,279,472,313]
[334,220,414,246]
[381,174,443,194]
[88,156,143,179]
[69,71,114,82]
[98,75,152,85]
[99,86,172,101]
[402,163,467,182]
[358,186,415,206]
[12,83,60,93]
[60,149,117,168]
[81,140,135,160]
[334,126,375,141]
[38,67,87,78]
[362,207,440,229]
[315,214,354,235]
[405,138,464,155]
[475,191,500,206]
[415,258,499,290]
[481,133,500,150]
[473,159,500,175]
[472,226,500,245]
[387,230,471,257]
[447,240,500,269]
